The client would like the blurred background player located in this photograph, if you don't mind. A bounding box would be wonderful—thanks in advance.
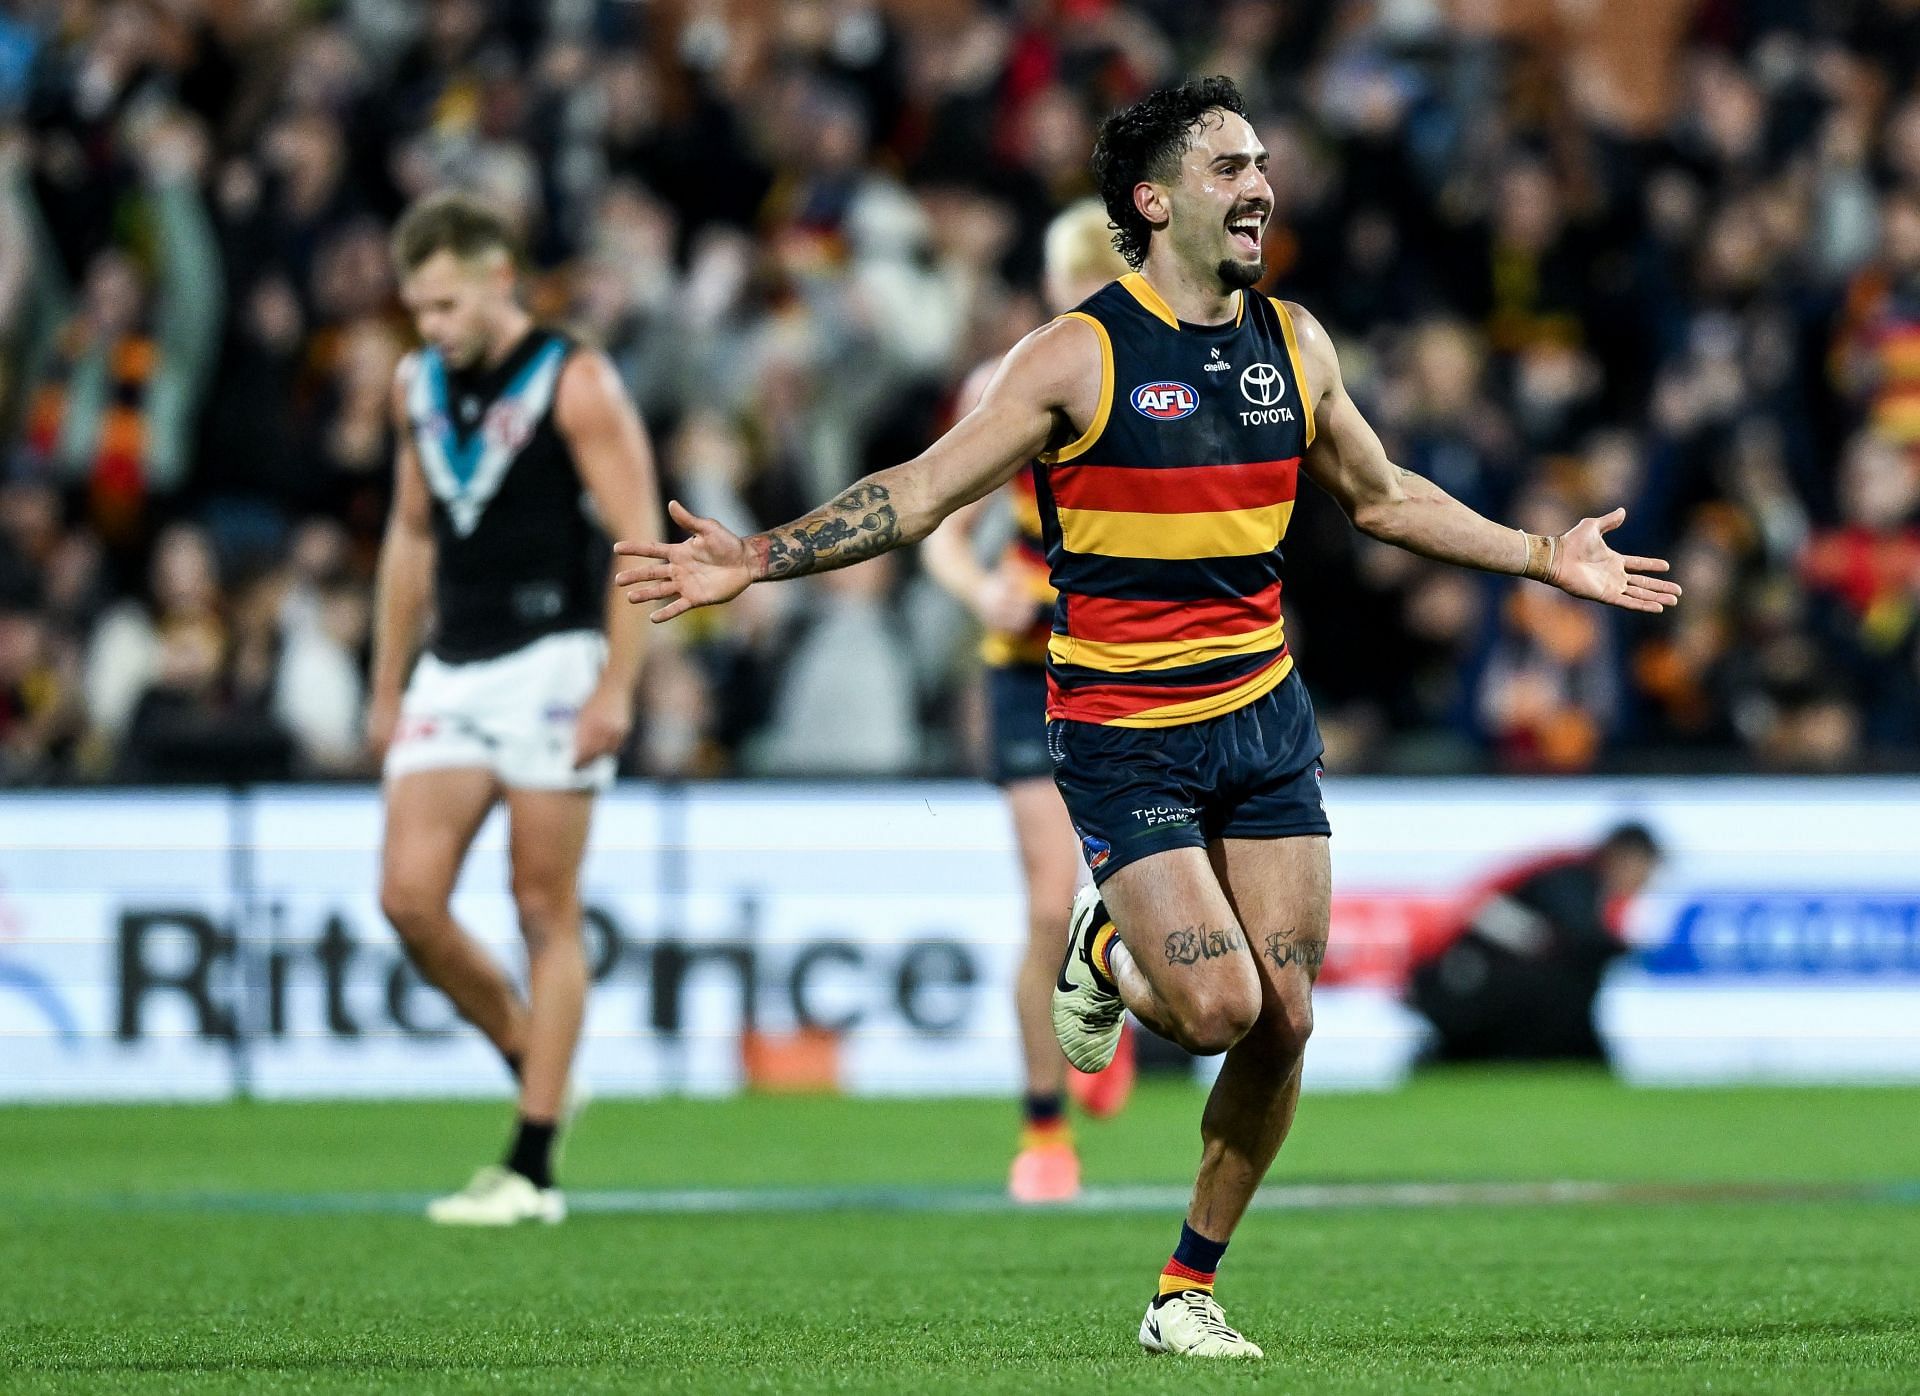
[367,193,661,1226]
[924,199,1136,1205]
[1411,821,1664,1063]
[613,76,1679,1359]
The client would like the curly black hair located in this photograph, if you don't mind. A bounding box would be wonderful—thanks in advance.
[1091,76,1250,270]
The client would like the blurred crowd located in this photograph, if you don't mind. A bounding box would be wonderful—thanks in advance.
[3,0,1920,784]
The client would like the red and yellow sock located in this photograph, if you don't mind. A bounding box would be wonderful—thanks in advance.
[1090,921,1120,991]
[1156,1221,1229,1301]
[1158,1258,1216,1298]
[1020,1093,1071,1152]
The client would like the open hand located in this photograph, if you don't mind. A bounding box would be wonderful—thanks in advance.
[364,691,402,764]
[975,569,1042,633]
[571,682,633,769]
[613,500,754,622]
[1551,509,1683,614]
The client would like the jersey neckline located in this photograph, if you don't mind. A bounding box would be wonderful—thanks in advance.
[1118,273,1246,336]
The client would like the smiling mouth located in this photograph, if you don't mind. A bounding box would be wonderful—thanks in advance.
[1227,211,1266,255]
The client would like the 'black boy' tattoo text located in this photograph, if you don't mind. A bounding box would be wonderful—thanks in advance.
[1164,925,1245,967]
[1264,929,1327,976]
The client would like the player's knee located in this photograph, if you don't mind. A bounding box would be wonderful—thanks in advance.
[1174,986,1262,1056]
[511,877,579,944]
[379,878,446,939]
[1252,994,1313,1063]
[1025,906,1068,960]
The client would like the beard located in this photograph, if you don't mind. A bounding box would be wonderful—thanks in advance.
[1216,255,1264,291]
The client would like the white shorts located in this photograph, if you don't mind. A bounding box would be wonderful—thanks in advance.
[385,630,615,792]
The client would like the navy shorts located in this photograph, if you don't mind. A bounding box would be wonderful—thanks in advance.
[986,664,1054,786]
[1047,668,1330,884]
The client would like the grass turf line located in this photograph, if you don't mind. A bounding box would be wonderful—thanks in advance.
[2,1072,1917,1393]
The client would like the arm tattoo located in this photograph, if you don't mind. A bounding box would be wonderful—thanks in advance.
[1264,929,1328,978]
[1164,925,1245,967]
[753,482,901,581]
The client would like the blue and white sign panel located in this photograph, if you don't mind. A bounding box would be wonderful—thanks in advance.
[1,779,1917,1099]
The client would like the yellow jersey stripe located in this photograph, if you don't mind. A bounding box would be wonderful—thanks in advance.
[1271,298,1315,448]
[1104,652,1295,729]
[1039,312,1114,465]
[1121,273,1245,330]
[982,632,1050,667]
[1049,615,1286,673]
[1120,273,1178,328]
[1056,500,1294,559]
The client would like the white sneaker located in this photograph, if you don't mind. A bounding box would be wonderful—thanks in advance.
[426,1165,566,1227]
[1052,883,1125,1072]
[1139,1290,1265,1358]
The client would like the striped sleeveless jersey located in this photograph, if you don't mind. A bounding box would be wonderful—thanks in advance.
[1036,274,1316,727]
[979,464,1057,669]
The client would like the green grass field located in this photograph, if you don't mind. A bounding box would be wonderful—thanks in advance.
[4,1072,1917,1394]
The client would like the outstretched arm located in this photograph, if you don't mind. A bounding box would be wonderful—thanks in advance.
[557,350,664,768]
[614,315,1100,622]
[1288,302,1681,615]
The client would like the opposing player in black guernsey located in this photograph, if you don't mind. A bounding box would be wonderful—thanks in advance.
[367,194,661,1226]
[614,78,1681,1352]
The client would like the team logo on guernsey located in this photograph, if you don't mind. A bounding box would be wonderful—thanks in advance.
[1239,361,1297,426]
[1131,381,1199,420]
[1240,362,1285,406]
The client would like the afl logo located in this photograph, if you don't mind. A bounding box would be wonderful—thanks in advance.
[1131,381,1199,420]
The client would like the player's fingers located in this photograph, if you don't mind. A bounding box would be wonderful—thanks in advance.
[613,563,670,587]
[1628,575,1683,596]
[1623,585,1677,608]
[613,541,671,565]
[624,581,679,604]
[650,598,694,623]
[1594,506,1627,533]
[1621,555,1670,573]
[1611,592,1664,613]
[667,499,721,536]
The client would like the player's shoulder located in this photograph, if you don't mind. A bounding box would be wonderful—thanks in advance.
[391,348,425,416]
[1268,298,1339,388]
[552,334,620,398]
[989,314,1106,414]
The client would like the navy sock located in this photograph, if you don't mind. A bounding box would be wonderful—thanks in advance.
[505,1117,557,1189]
[1173,1221,1230,1274]
[1023,1092,1066,1129]
[1156,1222,1230,1303]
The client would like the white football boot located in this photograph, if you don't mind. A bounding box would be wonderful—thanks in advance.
[1139,1290,1265,1358]
[426,1165,565,1227]
[1051,883,1126,1072]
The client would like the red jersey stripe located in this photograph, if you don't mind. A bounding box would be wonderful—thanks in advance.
[1067,581,1283,644]
[1046,648,1291,723]
[1050,457,1299,516]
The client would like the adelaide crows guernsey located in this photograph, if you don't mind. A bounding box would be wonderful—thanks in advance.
[979,464,1058,669]
[1036,273,1316,727]
[403,328,606,663]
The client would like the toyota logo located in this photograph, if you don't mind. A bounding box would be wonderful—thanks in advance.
[1240,362,1284,406]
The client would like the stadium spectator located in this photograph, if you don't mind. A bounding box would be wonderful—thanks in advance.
[3,0,1920,781]
[14,108,221,551]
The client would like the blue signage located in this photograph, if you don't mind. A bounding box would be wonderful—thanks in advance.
[1643,896,1920,977]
